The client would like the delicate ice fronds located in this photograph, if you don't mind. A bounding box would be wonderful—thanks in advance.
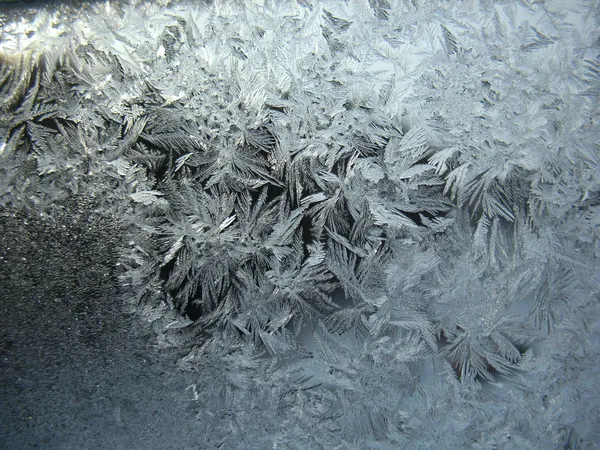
[1,0,599,447]
[445,314,538,382]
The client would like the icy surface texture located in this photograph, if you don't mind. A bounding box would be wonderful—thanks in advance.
[1,0,599,448]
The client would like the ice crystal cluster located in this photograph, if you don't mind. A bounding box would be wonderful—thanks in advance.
[1,0,599,447]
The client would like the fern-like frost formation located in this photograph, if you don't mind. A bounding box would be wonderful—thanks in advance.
[1,0,599,447]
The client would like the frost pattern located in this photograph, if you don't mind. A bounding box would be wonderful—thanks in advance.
[1,0,599,448]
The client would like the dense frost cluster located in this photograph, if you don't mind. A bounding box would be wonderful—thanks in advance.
[1,0,599,447]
